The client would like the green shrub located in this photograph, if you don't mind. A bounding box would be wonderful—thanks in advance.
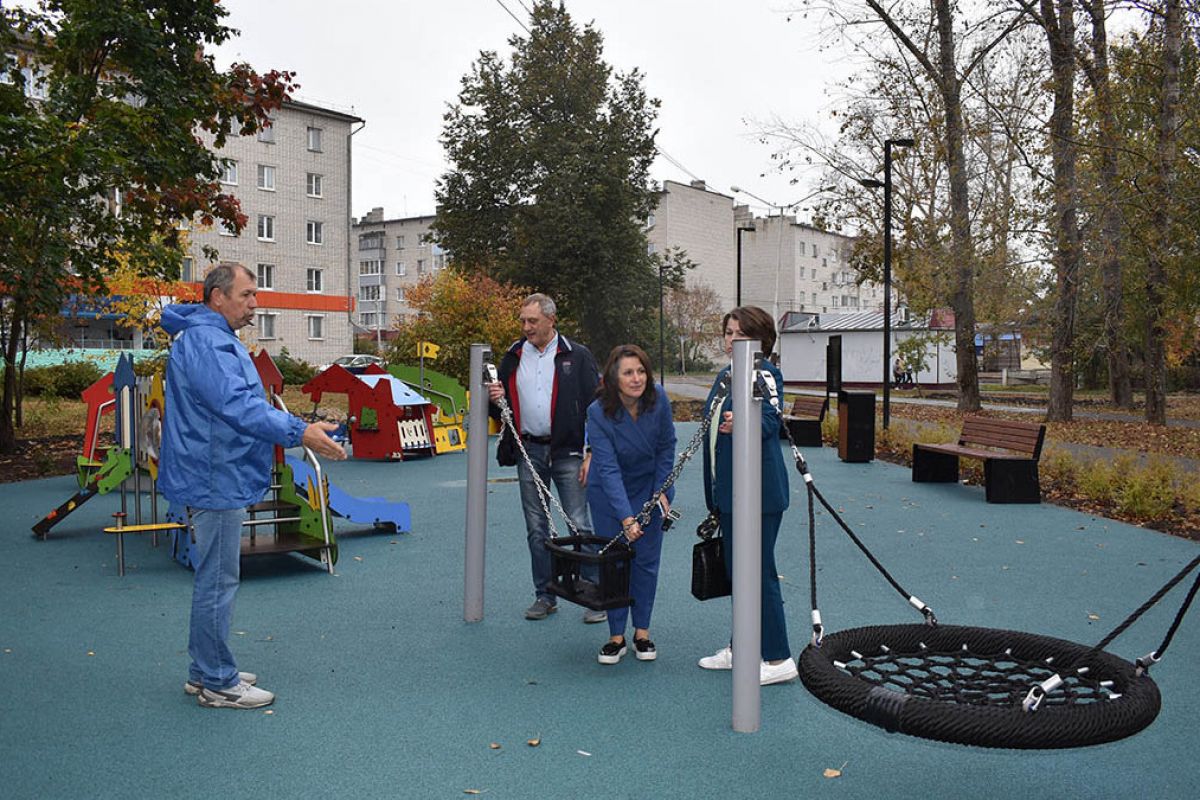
[21,361,105,398]
[133,352,168,377]
[1040,446,1078,489]
[1117,458,1177,520]
[275,347,316,387]
[1076,455,1127,503]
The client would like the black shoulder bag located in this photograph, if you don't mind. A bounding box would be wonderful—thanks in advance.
[691,511,731,600]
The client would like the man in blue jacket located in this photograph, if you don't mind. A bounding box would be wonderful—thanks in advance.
[487,293,602,622]
[159,264,345,709]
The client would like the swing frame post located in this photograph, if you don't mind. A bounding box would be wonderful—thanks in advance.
[464,343,492,622]
[731,339,763,733]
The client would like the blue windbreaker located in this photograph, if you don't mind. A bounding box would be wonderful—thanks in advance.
[157,304,307,509]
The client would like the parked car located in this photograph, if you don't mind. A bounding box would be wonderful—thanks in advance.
[318,354,385,374]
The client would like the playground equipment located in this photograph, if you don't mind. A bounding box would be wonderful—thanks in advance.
[34,347,408,575]
[386,363,469,454]
[302,364,439,460]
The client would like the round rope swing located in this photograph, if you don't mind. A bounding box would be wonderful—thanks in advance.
[755,368,1198,749]
[491,376,729,611]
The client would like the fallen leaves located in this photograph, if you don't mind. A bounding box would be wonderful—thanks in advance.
[527,737,541,747]
[824,761,849,779]
[489,743,501,750]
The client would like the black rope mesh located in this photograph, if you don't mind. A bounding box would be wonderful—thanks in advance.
[800,624,1162,749]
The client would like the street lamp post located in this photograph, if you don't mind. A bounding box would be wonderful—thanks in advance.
[731,185,835,328]
[659,258,665,385]
[859,137,914,430]
[735,225,755,307]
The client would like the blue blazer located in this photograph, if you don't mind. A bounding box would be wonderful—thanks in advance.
[701,362,790,515]
[585,385,677,533]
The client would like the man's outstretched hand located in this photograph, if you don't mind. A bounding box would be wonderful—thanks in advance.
[303,421,348,461]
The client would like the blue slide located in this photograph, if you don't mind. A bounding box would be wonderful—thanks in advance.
[286,455,412,534]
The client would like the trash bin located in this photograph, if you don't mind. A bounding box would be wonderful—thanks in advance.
[837,390,875,463]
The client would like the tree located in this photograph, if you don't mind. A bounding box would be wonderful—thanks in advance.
[385,270,529,386]
[664,277,723,375]
[0,1,295,452]
[433,0,660,359]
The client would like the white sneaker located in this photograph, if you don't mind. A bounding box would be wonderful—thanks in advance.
[197,679,275,709]
[698,645,733,670]
[760,658,799,685]
[184,671,257,696]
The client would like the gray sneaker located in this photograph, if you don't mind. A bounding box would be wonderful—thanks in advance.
[524,598,558,620]
[197,680,275,709]
[184,671,257,696]
[582,608,608,624]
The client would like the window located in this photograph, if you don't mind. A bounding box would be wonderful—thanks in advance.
[812,245,819,259]
[360,312,378,328]
[646,212,656,229]
[257,164,276,191]
[307,126,323,152]
[257,312,277,340]
[396,287,406,301]
[219,218,237,237]
[359,285,381,302]
[823,257,828,267]
[647,242,656,255]
[395,235,405,249]
[256,263,274,290]
[416,258,426,274]
[811,269,817,279]
[395,262,406,276]
[433,254,446,270]
[306,268,323,292]
[359,260,382,276]
[306,220,324,245]
[831,296,840,307]
[218,160,238,185]
[799,242,806,256]
[181,257,194,282]
[257,215,275,241]
[306,173,323,197]
[306,315,324,340]
[358,232,383,250]
[258,117,276,143]
[811,292,817,304]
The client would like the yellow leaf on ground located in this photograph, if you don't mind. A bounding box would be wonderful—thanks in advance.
[527,737,541,747]
[1088,613,1100,620]
[463,790,484,795]
[489,743,501,750]
[823,768,842,778]
[86,651,95,656]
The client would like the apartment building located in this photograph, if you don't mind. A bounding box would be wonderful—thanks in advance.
[184,98,363,365]
[350,209,447,334]
[734,208,895,324]
[646,180,737,310]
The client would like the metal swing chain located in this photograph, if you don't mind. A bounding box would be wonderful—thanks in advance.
[492,389,583,541]
[596,374,731,555]
[752,365,938,648]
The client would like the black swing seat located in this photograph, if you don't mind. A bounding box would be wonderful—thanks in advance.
[799,623,1161,749]
[545,535,635,611]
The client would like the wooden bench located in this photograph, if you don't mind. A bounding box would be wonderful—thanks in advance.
[781,395,828,446]
[912,416,1046,503]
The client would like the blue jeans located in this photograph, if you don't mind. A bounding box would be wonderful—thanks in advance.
[187,508,245,690]
[516,443,592,603]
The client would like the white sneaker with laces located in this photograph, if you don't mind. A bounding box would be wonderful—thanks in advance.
[197,679,275,709]
[760,658,799,685]
[698,645,733,670]
[184,671,257,696]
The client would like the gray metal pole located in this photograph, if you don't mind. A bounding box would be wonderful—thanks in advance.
[464,343,492,622]
[731,338,763,732]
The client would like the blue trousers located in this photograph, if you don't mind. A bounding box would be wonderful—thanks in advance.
[719,511,791,661]
[187,508,245,690]
[516,443,592,603]
[597,516,664,637]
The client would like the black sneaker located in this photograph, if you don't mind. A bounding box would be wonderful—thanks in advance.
[633,638,657,661]
[597,638,627,665]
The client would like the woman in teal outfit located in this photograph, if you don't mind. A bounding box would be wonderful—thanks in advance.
[697,306,797,685]
[585,345,677,665]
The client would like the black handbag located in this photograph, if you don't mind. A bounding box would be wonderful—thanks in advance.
[496,427,518,467]
[691,512,731,601]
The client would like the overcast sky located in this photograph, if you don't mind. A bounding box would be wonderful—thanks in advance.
[212,0,850,221]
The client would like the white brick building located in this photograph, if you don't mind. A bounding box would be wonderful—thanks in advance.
[734,209,895,325]
[646,180,737,310]
[351,209,447,335]
[184,98,363,366]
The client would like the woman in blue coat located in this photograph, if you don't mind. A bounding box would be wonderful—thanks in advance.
[585,344,677,664]
[698,306,797,685]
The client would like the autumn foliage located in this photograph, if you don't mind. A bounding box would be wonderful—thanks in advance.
[386,270,529,386]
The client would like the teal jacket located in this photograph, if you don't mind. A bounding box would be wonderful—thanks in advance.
[158,304,306,509]
[701,362,790,515]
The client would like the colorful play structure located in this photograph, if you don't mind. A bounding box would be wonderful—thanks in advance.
[300,362,467,460]
[31,349,412,575]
